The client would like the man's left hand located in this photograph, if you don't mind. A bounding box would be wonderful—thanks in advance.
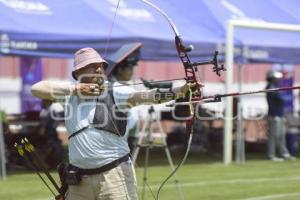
[181,82,204,96]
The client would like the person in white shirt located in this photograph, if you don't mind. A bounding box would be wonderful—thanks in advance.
[105,42,142,153]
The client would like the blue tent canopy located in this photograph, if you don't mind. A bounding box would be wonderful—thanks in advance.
[200,0,300,63]
[0,0,300,63]
[150,0,300,63]
[0,0,218,60]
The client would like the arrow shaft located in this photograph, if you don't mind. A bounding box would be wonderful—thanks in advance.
[169,85,300,106]
[203,85,300,100]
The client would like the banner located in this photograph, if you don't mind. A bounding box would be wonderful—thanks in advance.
[20,57,42,113]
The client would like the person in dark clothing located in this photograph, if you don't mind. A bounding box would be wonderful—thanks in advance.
[266,70,294,161]
[40,100,64,169]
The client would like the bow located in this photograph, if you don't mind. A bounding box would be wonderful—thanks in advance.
[106,1,225,199]
[141,0,225,199]
[141,0,225,131]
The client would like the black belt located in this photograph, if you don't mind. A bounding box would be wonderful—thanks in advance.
[68,126,89,140]
[72,154,130,175]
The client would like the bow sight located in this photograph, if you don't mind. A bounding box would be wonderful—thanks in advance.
[189,51,226,77]
[174,35,225,87]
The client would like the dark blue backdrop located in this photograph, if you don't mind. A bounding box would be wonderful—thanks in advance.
[0,0,300,63]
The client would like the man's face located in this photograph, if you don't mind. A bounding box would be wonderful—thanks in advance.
[76,63,105,85]
[117,65,135,81]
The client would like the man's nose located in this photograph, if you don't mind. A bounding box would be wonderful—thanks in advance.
[96,66,103,73]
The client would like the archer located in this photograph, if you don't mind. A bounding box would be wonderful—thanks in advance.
[31,47,202,200]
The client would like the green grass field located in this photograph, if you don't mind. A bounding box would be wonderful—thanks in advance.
[0,153,300,200]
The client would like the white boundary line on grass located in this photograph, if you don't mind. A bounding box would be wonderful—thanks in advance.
[242,192,300,200]
[35,176,300,200]
[138,176,300,189]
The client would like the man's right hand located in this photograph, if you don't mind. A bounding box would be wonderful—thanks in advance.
[74,83,101,96]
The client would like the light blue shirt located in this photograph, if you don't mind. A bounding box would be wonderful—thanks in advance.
[64,82,135,169]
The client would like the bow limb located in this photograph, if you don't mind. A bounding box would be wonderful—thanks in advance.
[141,0,200,127]
[142,0,201,94]
[141,1,204,142]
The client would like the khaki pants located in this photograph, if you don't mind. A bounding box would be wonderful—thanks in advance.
[66,161,137,200]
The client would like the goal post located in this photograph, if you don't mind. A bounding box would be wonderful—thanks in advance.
[224,19,300,164]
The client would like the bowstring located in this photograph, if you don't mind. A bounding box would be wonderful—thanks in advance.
[104,84,156,199]
[139,1,198,199]
[196,65,204,97]
[103,1,156,198]
[103,0,121,57]
[155,85,194,200]
[101,0,130,143]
